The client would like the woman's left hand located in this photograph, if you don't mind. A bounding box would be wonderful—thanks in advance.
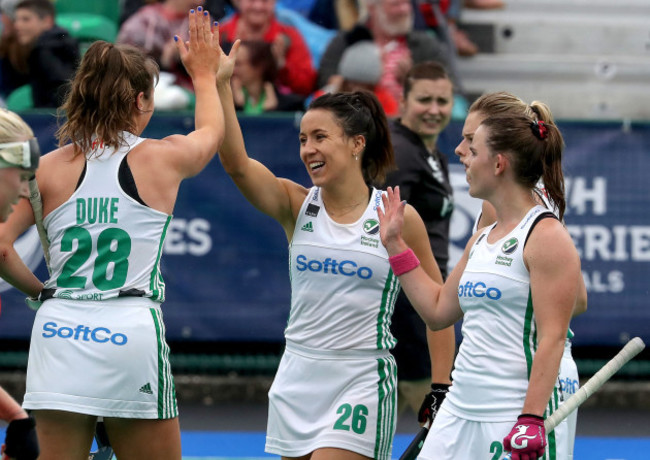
[377,186,407,254]
[216,39,241,86]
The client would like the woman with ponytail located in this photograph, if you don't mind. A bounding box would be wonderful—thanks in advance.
[215,39,446,456]
[456,92,587,460]
[378,111,583,460]
[0,7,229,459]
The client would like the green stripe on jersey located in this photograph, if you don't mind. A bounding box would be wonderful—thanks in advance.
[150,216,172,302]
[151,308,178,419]
[376,271,399,349]
[523,288,536,378]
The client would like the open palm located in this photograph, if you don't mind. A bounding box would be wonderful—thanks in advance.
[377,186,406,250]
[217,39,241,86]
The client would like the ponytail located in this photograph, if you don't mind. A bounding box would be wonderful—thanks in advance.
[481,115,566,219]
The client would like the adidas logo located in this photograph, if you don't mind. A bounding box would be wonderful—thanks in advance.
[139,383,153,395]
[301,222,314,232]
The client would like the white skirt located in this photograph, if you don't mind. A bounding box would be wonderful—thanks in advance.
[265,341,397,460]
[23,298,177,419]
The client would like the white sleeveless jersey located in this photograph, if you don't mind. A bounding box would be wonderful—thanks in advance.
[445,205,561,421]
[43,132,171,303]
[285,187,400,351]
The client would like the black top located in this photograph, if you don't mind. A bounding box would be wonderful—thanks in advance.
[384,118,454,273]
[381,119,454,381]
[27,25,79,108]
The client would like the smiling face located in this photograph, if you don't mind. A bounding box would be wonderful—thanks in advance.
[455,109,485,162]
[400,77,453,145]
[238,0,275,29]
[299,109,360,187]
[0,167,31,222]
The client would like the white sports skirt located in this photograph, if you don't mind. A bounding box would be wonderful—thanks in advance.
[23,298,177,419]
[266,341,397,459]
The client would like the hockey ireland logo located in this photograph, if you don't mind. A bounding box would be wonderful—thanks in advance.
[363,219,379,235]
[501,237,518,254]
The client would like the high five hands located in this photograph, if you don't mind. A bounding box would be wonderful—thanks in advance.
[174,6,223,80]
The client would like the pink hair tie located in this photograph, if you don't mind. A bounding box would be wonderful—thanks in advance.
[389,248,420,276]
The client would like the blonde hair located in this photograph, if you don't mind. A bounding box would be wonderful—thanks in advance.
[0,108,34,143]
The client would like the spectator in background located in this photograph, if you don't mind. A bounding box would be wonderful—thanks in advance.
[13,0,79,108]
[318,0,452,106]
[117,0,205,91]
[308,0,360,31]
[314,40,399,117]
[379,61,455,424]
[219,0,317,96]
[231,40,304,113]
[0,0,30,100]
[119,0,232,25]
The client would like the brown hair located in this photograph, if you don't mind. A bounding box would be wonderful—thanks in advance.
[56,41,159,155]
[240,40,277,83]
[403,61,451,98]
[469,91,555,124]
[480,115,566,219]
[308,91,394,184]
[15,0,55,19]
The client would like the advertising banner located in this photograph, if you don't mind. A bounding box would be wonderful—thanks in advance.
[0,115,647,346]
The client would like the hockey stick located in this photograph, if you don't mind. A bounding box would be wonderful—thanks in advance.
[502,336,646,459]
[544,336,645,432]
[28,177,50,274]
[399,420,430,460]
[87,421,114,460]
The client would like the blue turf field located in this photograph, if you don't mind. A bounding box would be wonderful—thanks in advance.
[179,432,649,459]
[2,428,645,459]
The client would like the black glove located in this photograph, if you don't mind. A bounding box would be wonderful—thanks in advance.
[417,383,450,424]
[4,416,39,460]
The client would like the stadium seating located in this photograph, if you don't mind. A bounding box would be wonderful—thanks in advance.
[53,0,120,24]
[455,0,650,119]
[5,85,33,111]
[56,12,118,53]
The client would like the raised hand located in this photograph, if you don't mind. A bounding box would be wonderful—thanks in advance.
[175,6,221,81]
[377,186,407,253]
[216,39,241,86]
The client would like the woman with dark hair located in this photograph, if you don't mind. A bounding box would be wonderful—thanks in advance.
[214,43,445,457]
[232,40,304,113]
[0,8,228,459]
[379,111,583,459]
[380,61,456,427]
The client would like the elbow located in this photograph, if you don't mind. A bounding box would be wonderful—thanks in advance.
[0,242,12,265]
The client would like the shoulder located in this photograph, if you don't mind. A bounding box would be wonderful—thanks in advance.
[524,217,577,264]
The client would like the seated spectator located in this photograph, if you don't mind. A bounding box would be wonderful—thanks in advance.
[119,0,232,25]
[13,0,79,108]
[318,0,453,105]
[418,0,502,57]
[117,0,205,91]
[219,0,317,96]
[0,0,30,99]
[231,40,304,114]
[308,0,360,31]
[314,41,398,117]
